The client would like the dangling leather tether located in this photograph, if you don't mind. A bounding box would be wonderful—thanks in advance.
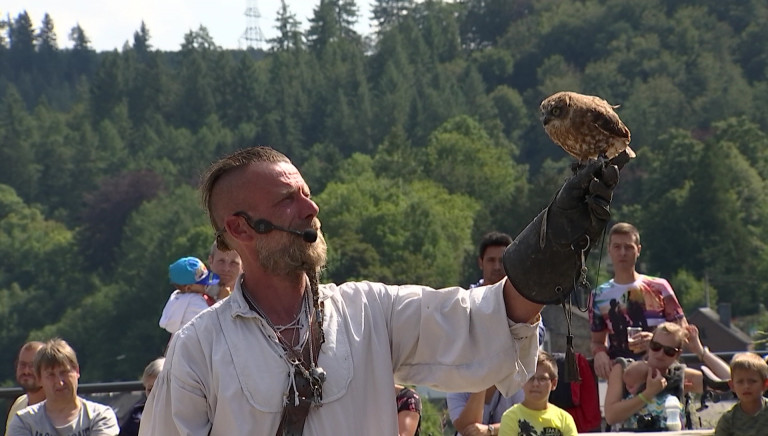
[561,299,581,383]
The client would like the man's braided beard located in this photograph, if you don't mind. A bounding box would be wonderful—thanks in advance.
[257,219,326,276]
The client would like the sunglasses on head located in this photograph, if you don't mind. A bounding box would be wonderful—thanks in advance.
[649,340,681,357]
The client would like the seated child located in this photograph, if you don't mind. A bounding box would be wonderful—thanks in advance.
[159,257,220,334]
[715,352,768,436]
[499,350,577,436]
[623,360,649,396]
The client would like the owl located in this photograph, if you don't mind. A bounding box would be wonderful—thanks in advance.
[540,91,635,163]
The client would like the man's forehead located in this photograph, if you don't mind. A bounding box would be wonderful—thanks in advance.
[41,363,75,372]
[610,233,636,244]
[18,347,40,360]
[213,249,241,261]
[225,161,307,194]
[269,162,310,192]
[212,161,306,216]
[482,245,505,257]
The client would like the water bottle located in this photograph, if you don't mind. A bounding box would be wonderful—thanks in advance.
[664,395,682,431]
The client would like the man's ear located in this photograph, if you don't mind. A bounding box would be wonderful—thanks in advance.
[550,377,558,391]
[477,256,483,270]
[728,380,734,391]
[224,214,254,244]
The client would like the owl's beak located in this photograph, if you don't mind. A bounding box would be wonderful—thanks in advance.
[540,111,551,126]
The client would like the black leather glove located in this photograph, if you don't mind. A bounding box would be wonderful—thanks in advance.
[503,156,622,304]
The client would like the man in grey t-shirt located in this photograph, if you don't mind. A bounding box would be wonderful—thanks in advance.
[6,338,119,436]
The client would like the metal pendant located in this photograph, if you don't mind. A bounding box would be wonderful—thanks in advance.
[310,366,326,384]
[309,366,326,406]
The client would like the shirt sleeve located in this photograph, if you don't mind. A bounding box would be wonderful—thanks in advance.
[90,404,120,436]
[383,279,539,397]
[6,414,31,436]
[657,279,685,321]
[5,396,27,435]
[159,292,185,334]
[561,409,579,436]
[589,287,607,332]
[139,335,185,436]
[446,392,470,423]
[168,327,214,435]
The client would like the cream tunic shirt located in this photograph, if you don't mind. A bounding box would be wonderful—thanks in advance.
[139,278,539,435]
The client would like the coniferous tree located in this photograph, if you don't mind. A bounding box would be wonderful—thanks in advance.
[461,0,532,49]
[36,13,57,54]
[269,0,304,51]
[133,21,151,58]
[9,11,35,63]
[0,86,40,199]
[90,52,126,123]
[372,0,414,32]
[67,23,96,80]
[307,0,360,53]
[370,27,414,142]
[0,14,9,48]
[220,53,263,129]
[174,27,219,130]
[33,13,59,84]
[68,23,90,50]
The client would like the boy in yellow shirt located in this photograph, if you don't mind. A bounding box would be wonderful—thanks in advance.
[500,350,577,436]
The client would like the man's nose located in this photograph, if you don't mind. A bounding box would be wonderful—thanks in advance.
[301,197,319,220]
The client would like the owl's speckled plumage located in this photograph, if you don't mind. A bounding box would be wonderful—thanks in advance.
[540,91,635,162]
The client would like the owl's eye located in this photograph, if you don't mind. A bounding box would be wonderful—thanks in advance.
[551,107,562,116]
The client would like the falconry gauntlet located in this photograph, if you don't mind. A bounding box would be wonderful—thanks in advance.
[503,158,620,304]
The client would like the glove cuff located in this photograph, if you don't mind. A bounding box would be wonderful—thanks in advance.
[503,208,593,304]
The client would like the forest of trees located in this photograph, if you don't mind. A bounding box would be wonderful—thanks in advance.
[1,0,768,409]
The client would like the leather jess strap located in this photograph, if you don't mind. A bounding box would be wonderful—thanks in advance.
[275,314,323,436]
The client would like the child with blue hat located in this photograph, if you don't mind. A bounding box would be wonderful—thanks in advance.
[159,257,221,334]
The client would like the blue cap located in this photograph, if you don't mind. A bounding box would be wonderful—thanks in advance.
[169,257,220,286]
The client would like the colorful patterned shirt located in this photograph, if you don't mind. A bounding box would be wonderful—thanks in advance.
[589,275,684,359]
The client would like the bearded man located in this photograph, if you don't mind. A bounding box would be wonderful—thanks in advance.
[140,146,618,435]
[5,342,45,434]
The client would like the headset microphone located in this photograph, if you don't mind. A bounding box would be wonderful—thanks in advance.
[247,216,318,243]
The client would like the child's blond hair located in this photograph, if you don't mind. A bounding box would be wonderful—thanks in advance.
[730,352,768,380]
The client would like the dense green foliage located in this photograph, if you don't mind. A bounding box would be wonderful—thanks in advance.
[1,0,768,389]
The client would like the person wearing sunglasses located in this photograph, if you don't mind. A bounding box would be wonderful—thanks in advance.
[603,322,731,430]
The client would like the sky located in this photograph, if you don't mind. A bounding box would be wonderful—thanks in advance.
[4,0,373,52]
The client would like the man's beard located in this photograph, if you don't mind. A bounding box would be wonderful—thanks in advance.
[257,220,327,276]
[18,376,41,393]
